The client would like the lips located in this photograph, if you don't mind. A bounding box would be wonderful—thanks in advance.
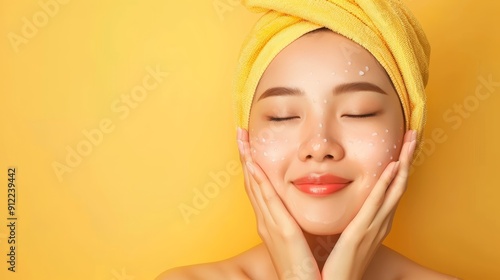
[292,174,351,196]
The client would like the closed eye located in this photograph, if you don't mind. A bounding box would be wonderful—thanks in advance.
[343,113,377,118]
[268,116,300,122]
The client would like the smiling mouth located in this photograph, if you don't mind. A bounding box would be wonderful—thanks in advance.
[292,173,352,196]
[293,182,351,196]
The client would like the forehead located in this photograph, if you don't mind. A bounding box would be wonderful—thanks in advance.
[254,30,394,99]
[270,30,375,65]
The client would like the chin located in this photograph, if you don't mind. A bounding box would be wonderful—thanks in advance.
[293,211,352,236]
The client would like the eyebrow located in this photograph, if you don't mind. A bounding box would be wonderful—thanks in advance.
[257,82,387,101]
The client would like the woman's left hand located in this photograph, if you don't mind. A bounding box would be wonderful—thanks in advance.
[321,130,418,280]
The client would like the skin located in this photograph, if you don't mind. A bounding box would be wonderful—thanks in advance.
[157,30,459,280]
[247,29,405,236]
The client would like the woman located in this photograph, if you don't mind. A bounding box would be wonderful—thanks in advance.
[158,0,458,279]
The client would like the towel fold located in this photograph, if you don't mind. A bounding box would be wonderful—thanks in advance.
[233,0,430,152]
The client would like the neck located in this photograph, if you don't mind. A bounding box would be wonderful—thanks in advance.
[303,230,341,271]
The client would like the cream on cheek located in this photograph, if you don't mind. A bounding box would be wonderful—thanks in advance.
[249,128,294,190]
[346,126,403,187]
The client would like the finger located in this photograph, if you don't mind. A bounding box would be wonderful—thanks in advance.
[395,130,417,180]
[239,129,277,203]
[237,127,251,193]
[351,160,400,230]
[237,127,247,165]
[238,128,272,233]
[238,128,280,226]
[243,164,266,223]
[239,128,298,231]
[377,130,417,217]
[362,130,415,215]
[364,130,415,229]
[237,128,274,226]
[245,154,297,230]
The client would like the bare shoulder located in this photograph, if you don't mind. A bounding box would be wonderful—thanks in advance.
[155,261,247,280]
[155,261,242,280]
[155,244,275,280]
[365,245,461,280]
[156,244,460,280]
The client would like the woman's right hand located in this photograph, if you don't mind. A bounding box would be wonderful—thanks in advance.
[237,127,321,280]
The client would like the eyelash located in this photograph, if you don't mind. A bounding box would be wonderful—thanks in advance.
[268,113,377,122]
[343,113,378,118]
[268,116,299,122]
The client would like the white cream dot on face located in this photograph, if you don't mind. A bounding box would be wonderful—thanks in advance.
[252,148,256,154]
[381,139,385,143]
[319,123,323,128]
[323,138,327,143]
[372,132,378,136]
[347,61,352,65]
[359,70,365,76]
[323,99,327,104]
[317,133,321,137]
[390,156,393,160]
[385,129,389,133]
[393,144,397,149]
[313,144,321,151]
[386,149,390,153]
[377,162,382,166]
[344,69,348,73]
[373,173,377,177]
[365,66,370,71]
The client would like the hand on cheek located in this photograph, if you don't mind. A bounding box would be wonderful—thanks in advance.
[238,129,321,280]
[236,127,323,280]
[321,129,417,280]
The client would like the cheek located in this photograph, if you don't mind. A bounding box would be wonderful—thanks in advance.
[346,128,403,179]
[249,129,294,189]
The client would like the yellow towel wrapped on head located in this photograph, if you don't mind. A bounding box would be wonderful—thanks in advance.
[233,0,431,152]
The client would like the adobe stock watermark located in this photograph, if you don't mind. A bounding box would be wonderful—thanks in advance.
[178,159,242,224]
[51,65,169,182]
[409,74,499,174]
[111,267,134,280]
[282,236,336,279]
[213,0,241,22]
[7,0,71,53]
[282,257,317,280]
[283,236,345,279]
[178,113,286,224]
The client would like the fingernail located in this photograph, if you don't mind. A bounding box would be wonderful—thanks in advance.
[237,127,242,140]
[410,130,417,142]
[407,139,417,157]
[246,161,255,175]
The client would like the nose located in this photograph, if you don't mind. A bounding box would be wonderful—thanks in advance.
[297,127,344,162]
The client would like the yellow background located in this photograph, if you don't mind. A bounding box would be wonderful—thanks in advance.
[1,0,499,279]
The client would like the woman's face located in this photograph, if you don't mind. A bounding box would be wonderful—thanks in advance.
[248,30,405,235]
